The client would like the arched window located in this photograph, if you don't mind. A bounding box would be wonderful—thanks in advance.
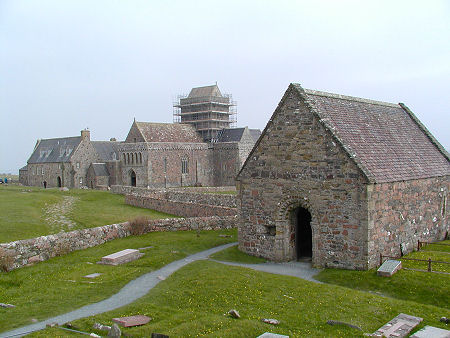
[123,153,126,163]
[181,158,189,174]
[127,153,130,164]
[139,153,142,164]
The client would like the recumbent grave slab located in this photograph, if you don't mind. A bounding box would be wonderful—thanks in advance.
[98,249,143,266]
[372,313,422,337]
[112,315,151,327]
[377,259,402,277]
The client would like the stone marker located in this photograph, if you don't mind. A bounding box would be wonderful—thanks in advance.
[138,246,154,250]
[84,273,102,279]
[98,249,143,265]
[440,317,449,324]
[0,303,15,308]
[151,333,169,338]
[89,334,101,338]
[377,259,402,277]
[112,315,152,327]
[46,322,58,328]
[262,318,280,325]
[257,333,289,338]
[372,313,423,337]
[157,275,166,280]
[228,309,240,318]
[93,322,111,331]
[107,323,121,337]
[410,325,450,338]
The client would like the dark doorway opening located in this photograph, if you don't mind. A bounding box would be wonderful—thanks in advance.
[57,176,62,187]
[130,170,136,187]
[43,181,47,189]
[293,207,312,259]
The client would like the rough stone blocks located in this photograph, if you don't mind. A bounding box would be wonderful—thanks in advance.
[98,249,143,265]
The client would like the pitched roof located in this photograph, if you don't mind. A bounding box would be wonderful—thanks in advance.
[19,165,28,171]
[92,141,120,161]
[91,163,109,177]
[188,85,222,98]
[295,84,450,183]
[135,122,203,143]
[28,137,81,164]
[249,129,262,142]
[216,128,246,142]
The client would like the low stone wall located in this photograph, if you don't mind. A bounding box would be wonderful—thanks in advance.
[0,216,237,271]
[125,194,237,217]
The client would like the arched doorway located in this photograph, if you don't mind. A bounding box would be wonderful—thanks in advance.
[130,170,136,187]
[57,176,62,187]
[43,181,47,189]
[291,206,312,259]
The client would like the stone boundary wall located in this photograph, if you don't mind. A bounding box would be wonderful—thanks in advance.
[111,185,235,195]
[0,216,237,271]
[125,194,237,217]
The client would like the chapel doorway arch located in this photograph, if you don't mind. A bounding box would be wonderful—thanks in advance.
[57,176,62,187]
[290,206,312,260]
[130,170,136,187]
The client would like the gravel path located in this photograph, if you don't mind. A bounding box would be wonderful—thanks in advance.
[43,196,78,232]
[0,242,321,337]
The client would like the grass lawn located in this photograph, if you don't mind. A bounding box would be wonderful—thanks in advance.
[209,244,266,264]
[316,240,450,309]
[0,229,237,332]
[32,260,449,337]
[0,185,174,243]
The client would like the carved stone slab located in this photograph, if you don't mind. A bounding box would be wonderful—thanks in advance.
[83,273,102,279]
[377,259,402,277]
[112,315,151,327]
[410,326,450,338]
[98,249,143,265]
[257,333,289,338]
[373,313,423,337]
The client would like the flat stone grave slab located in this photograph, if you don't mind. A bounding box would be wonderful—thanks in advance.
[98,249,143,265]
[83,273,102,279]
[257,333,289,338]
[410,326,450,338]
[112,315,151,327]
[373,313,423,337]
[377,259,402,277]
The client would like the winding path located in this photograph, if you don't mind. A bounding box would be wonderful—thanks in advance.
[0,243,320,337]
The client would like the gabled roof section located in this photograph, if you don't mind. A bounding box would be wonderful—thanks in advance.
[249,129,262,142]
[188,85,222,98]
[28,136,81,164]
[92,141,121,161]
[135,122,203,143]
[216,128,246,142]
[296,84,450,183]
[91,163,109,177]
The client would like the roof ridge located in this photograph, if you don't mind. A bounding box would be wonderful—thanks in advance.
[303,88,399,108]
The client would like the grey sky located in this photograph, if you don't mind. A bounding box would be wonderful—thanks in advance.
[1,0,449,173]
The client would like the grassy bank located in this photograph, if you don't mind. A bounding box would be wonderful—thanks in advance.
[0,185,174,243]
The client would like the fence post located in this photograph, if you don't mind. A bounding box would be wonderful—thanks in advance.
[428,258,432,272]
[417,240,420,251]
[379,253,383,266]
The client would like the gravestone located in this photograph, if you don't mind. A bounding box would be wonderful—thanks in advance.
[377,259,402,277]
[410,326,450,338]
[257,333,289,338]
[84,273,102,279]
[373,313,423,337]
[98,249,143,265]
[112,315,151,327]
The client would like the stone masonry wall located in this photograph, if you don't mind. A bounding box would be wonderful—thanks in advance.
[0,216,237,271]
[125,194,237,217]
[237,86,369,270]
[367,176,449,267]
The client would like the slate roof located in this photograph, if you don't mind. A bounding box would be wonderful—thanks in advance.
[136,122,203,143]
[28,137,81,163]
[19,165,28,171]
[216,128,245,142]
[249,129,262,142]
[188,85,222,98]
[92,141,120,161]
[91,163,109,177]
[294,84,450,183]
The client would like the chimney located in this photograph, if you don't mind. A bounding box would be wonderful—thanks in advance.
[81,129,90,141]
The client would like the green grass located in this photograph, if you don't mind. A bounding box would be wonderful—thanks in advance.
[31,260,450,337]
[0,185,174,243]
[316,241,450,309]
[0,229,237,332]
[209,244,266,264]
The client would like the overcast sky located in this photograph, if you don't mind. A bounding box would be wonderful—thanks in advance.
[1,0,449,174]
